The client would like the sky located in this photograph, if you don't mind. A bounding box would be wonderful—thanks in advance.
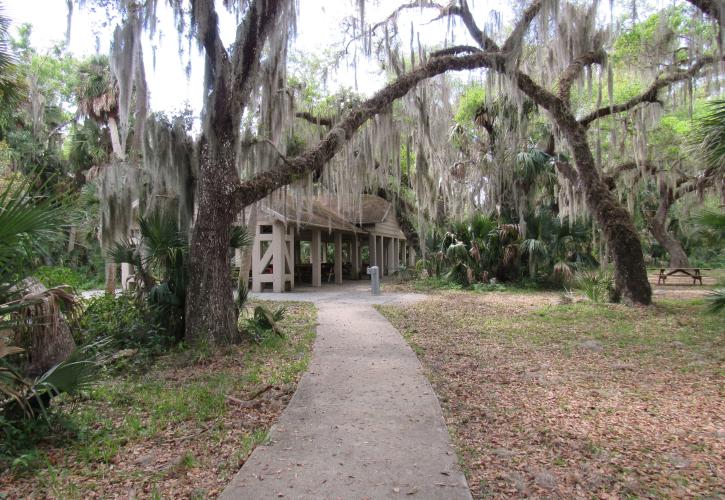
[4,0,503,116]
[5,0,653,117]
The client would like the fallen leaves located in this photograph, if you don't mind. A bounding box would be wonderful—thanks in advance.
[1,301,317,499]
[379,292,724,499]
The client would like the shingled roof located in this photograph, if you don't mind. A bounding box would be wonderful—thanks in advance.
[317,194,393,225]
[258,193,366,233]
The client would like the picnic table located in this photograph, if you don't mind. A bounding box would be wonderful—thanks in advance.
[657,268,705,285]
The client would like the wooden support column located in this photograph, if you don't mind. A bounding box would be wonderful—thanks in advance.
[334,231,343,284]
[368,233,377,272]
[393,238,400,271]
[377,235,384,272]
[311,229,321,287]
[287,226,295,290]
[351,234,360,280]
[402,242,407,268]
[272,221,285,293]
[387,237,395,276]
[252,223,262,292]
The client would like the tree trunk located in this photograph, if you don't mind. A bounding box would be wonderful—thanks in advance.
[104,262,116,295]
[650,219,689,267]
[185,142,239,345]
[649,183,689,267]
[16,279,76,377]
[565,124,652,305]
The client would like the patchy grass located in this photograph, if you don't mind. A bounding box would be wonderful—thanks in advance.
[377,292,724,498]
[0,300,317,499]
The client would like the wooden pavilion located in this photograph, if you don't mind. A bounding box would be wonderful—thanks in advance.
[243,194,415,293]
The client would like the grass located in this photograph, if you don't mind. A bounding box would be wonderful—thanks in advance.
[1,300,317,499]
[383,275,551,294]
[377,291,724,498]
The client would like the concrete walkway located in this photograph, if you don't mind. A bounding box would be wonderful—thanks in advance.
[221,283,471,499]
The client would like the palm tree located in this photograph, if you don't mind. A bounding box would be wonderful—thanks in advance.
[0,2,25,110]
[75,55,121,157]
[0,177,100,418]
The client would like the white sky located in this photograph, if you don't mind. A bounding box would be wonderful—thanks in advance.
[5,0,508,115]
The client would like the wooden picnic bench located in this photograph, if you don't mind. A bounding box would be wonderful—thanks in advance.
[657,267,707,285]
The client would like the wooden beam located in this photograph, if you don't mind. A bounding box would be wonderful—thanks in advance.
[334,231,343,285]
[311,229,321,287]
[351,235,360,280]
[387,237,395,276]
[377,235,384,272]
[272,221,285,293]
[286,226,295,291]
[368,233,377,271]
[252,223,262,292]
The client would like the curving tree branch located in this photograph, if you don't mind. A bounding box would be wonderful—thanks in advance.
[500,0,543,54]
[295,111,334,128]
[430,45,482,58]
[578,55,723,128]
[233,49,504,209]
[447,0,500,51]
[556,50,607,105]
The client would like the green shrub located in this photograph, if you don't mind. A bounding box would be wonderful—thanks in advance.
[705,289,725,314]
[79,293,170,354]
[242,305,286,344]
[34,266,84,290]
[574,269,614,303]
[470,282,507,292]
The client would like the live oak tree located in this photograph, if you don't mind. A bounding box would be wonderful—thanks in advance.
[79,0,722,343]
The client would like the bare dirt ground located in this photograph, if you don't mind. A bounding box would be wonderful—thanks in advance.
[378,289,724,499]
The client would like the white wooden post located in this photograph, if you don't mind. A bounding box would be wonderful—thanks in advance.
[377,235,384,272]
[368,233,377,272]
[351,235,360,280]
[272,221,285,293]
[311,229,321,287]
[252,223,262,292]
[387,237,394,276]
[287,226,295,290]
[334,231,343,284]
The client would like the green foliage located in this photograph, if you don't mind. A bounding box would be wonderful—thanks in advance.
[79,293,169,354]
[110,213,253,342]
[692,99,725,172]
[34,266,85,290]
[243,305,287,344]
[0,177,64,287]
[574,269,614,303]
[454,85,486,125]
[704,289,725,314]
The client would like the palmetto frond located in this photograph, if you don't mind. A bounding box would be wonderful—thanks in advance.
[692,99,725,172]
[230,225,252,249]
[705,289,725,314]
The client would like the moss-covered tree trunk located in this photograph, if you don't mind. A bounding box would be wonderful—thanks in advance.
[185,139,239,344]
[649,183,689,268]
[565,124,652,304]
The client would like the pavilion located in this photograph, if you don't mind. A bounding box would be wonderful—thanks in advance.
[243,193,415,293]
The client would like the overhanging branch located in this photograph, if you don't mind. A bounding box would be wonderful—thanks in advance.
[556,50,607,105]
[579,55,722,127]
[295,111,334,128]
[232,49,503,209]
